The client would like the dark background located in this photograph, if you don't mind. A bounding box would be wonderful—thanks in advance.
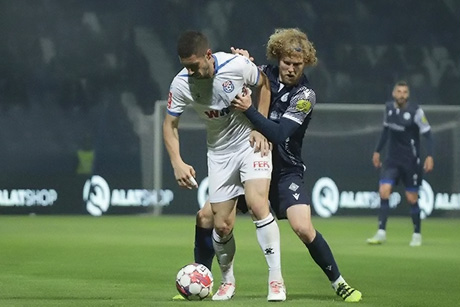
[0,0,459,215]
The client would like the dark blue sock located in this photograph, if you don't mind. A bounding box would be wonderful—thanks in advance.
[378,198,390,230]
[194,226,214,270]
[410,203,421,233]
[305,231,340,282]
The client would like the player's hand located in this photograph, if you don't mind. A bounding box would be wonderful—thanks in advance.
[249,130,271,157]
[230,47,254,62]
[424,156,434,173]
[173,162,198,189]
[231,93,252,111]
[372,152,382,168]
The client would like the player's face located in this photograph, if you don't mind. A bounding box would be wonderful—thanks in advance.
[392,85,410,106]
[278,54,305,86]
[180,50,214,79]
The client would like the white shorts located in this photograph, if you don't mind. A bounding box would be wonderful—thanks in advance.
[207,145,272,203]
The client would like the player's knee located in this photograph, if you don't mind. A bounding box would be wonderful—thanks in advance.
[379,188,391,199]
[213,223,233,236]
[196,208,213,228]
[406,195,418,205]
[379,183,392,198]
[291,222,315,243]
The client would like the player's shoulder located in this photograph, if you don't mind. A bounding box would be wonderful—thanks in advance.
[384,100,394,109]
[214,52,253,71]
[407,101,421,111]
[171,68,189,86]
[295,77,316,100]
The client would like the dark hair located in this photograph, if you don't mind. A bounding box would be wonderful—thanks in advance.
[395,80,409,88]
[177,30,209,58]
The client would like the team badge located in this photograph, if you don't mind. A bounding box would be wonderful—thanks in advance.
[222,80,234,93]
[296,99,312,113]
[403,112,411,120]
[281,93,289,102]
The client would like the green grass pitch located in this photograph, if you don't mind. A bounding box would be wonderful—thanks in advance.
[1,215,459,306]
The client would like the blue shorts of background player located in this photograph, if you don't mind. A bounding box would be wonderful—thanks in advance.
[379,160,422,191]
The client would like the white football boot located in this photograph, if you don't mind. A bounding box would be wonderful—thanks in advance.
[409,233,422,247]
[267,280,286,301]
[212,283,235,301]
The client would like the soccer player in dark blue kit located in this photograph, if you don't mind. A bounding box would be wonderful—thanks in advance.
[173,28,362,302]
[231,28,362,302]
[367,81,434,247]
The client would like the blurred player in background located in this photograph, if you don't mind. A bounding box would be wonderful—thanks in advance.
[367,81,434,247]
[164,30,286,301]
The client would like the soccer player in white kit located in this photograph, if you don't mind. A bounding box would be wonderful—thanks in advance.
[163,30,286,301]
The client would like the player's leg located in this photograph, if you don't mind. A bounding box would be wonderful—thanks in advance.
[173,202,215,301]
[406,190,422,246]
[206,150,242,301]
[244,178,286,302]
[368,165,397,244]
[286,204,362,302]
[404,163,423,246]
[195,200,215,270]
[211,198,238,300]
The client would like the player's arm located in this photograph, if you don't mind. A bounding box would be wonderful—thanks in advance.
[422,130,434,173]
[254,71,271,118]
[163,113,198,189]
[372,126,389,168]
[231,47,270,117]
[415,107,434,173]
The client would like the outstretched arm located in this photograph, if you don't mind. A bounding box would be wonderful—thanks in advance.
[232,94,299,144]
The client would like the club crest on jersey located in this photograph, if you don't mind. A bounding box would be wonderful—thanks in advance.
[403,112,411,120]
[281,93,289,102]
[222,80,235,93]
[296,99,312,113]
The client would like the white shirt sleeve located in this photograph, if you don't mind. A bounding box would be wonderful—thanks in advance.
[167,76,189,116]
[414,107,431,134]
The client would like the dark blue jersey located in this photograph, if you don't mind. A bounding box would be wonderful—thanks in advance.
[262,64,315,172]
[376,101,431,165]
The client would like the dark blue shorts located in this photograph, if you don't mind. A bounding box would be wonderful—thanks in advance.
[236,170,311,220]
[380,159,422,191]
[269,171,311,220]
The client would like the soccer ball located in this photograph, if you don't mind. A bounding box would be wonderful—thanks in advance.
[175,263,213,300]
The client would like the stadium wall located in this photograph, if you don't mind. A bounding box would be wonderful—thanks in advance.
[3,101,459,218]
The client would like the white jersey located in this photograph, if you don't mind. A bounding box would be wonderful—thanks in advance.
[167,52,260,152]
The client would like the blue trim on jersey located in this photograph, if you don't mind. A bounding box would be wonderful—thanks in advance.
[213,54,260,86]
[178,73,189,77]
[213,54,238,73]
[167,109,182,117]
[254,68,260,87]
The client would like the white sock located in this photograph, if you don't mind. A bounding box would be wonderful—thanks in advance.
[254,213,282,282]
[332,275,346,290]
[212,229,236,284]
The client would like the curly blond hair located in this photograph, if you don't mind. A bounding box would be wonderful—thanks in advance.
[266,28,317,66]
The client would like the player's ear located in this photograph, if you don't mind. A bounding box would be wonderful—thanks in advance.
[205,49,212,59]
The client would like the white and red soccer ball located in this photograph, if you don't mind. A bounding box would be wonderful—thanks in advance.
[175,263,213,300]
